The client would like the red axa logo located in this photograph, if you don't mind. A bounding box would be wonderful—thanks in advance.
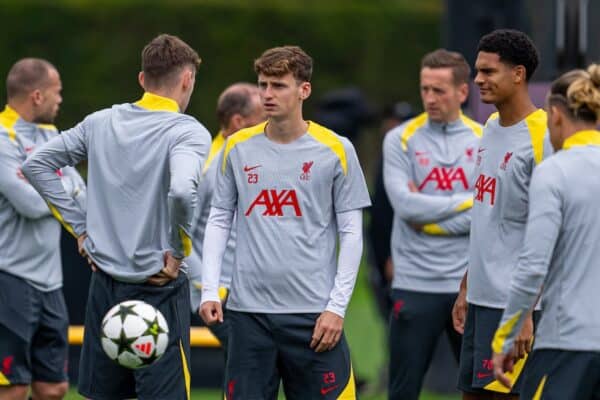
[2,355,13,375]
[418,167,468,191]
[245,189,302,217]
[474,174,497,205]
[500,151,513,170]
[134,342,153,356]
[300,161,313,181]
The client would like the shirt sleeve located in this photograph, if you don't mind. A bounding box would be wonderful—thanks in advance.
[421,207,472,236]
[383,130,473,224]
[168,125,210,259]
[61,165,87,210]
[325,209,363,317]
[0,135,52,219]
[492,163,562,355]
[22,121,89,236]
[332,138,371,212]
[200,206,234,304]
[211,145,238,211]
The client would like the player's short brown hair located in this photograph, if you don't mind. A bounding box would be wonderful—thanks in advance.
[6,58,56,100]
[254,46,313,82]
[421,49,470,85]
[141,34,201,88]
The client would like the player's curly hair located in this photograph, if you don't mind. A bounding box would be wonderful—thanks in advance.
[254,46,313,82]
[549,64,600,123]
[477,29,539,81]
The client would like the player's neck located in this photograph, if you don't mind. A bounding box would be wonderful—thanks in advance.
[265,114,308,144]
[495,92,537,127]
[7,100,35,123]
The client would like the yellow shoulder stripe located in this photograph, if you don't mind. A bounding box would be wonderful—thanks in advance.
[460,113,483,137]
[37,123,57,131]
[48,203,78,238]
[134,92,179,113]
[306,121,348,175]
[400,113,428,151]
[524,109,547,165]
[337,364,356,399]
[203,132,226,174]
[0,105,20,142]
[222,121,266,174]
[484,353,529,393]
[562,129,600,150]
[485,112,499,127]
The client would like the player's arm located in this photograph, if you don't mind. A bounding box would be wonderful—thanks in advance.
[167,127,209,260]
[22,122,89,236]
[61,165,87,210]
[383,131,472,224]
[0,135,53,219]
[420,206,472,236]
[492,165,562,388]
[200,147,237,324]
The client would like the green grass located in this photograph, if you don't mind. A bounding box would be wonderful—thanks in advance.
[64,261,459,399]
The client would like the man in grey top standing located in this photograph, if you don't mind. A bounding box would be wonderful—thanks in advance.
[0,58,86,400]
[23,34,211,400]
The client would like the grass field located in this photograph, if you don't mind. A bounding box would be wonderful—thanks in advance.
[64,264,460,400]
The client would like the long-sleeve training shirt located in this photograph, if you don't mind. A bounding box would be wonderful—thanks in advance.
[23,92,211,283]
[383,112,482,293]
[201,121,371,316]
[188,132,236,311]
[493,130,600,354]
[467,109,552,308]
[0,105,86,292]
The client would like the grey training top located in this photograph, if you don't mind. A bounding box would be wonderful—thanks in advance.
[383,113,481,293]
[0,105,86,292]
[23,92,211,283]
[467,110,552,308]
[493,130,600,354]
[212,121,371,313]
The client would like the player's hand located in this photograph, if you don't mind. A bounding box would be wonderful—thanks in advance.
[407,180,418,192]
[310,311,344,352]
[200,301,223,326]
[513,313,534,359]
[77,233,97,272]
[492,351,515,389]
[147,251,181,286]
[452,284,468,334]
[384,257,394,283]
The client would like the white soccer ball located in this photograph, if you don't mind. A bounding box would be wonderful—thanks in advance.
[100,300,169,369]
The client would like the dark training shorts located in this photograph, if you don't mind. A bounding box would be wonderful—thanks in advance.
[388,289,462,400]
[521,349,600,400]
[225,311,356,399]
[458,303,536,395]
[0,271,68,386]
[77,269,191,400]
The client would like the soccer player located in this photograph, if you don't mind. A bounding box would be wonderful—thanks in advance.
[492,65,600,399]
[0,58,86,400]
[452,29,552,399]
[22,34,211,399]
[188,82,265,348]
[383,49,482,400]
[200,46,371,399]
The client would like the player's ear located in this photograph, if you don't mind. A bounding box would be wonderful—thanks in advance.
[181,68,194,92]
[513,65,526,84]
[229,114,244,132]
[299,81,311,101]
[138,71,146,90]
[31,89,43,106]
[457,82,468,104]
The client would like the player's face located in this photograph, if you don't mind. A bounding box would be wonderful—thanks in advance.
[258,73,310,119]
[420,67,467,123]
[35,68,62,124]
[474,51,517,105]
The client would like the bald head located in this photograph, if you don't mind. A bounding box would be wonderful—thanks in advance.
[7,58,56,100]
[217,83,264,136]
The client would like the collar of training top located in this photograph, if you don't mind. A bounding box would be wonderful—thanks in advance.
[562,129,600,150]
[134,92,180,113]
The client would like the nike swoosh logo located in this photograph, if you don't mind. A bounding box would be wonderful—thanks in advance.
[24,146,34,152]
[478,148,486,153]
[320,385,339,395]
[477,372,493,379]
[243,165,261,172]
[415,151,428,156]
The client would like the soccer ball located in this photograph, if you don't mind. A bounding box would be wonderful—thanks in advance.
[100,300,169,369]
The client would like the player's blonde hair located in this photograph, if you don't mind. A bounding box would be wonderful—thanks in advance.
[254,46,313,82]
[549,64,600,123]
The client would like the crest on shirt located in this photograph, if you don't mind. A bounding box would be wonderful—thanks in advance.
[500,151,513,170]
[300,161,313,181]
[465,147,474,162]
[415,151,429,167]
